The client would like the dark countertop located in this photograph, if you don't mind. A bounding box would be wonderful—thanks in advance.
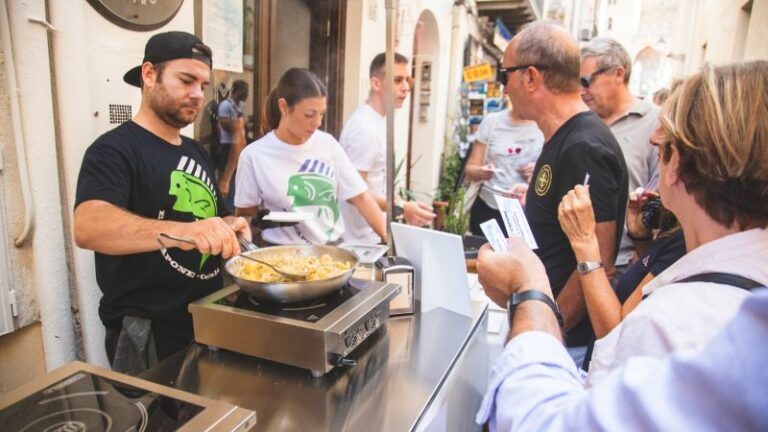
[141,301,488,431]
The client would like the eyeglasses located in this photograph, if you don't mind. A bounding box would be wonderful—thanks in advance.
[580,65,614,88]
[497,64,549,86]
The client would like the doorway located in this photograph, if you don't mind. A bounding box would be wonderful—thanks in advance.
[254,0,346,138]
[406,10,440,196]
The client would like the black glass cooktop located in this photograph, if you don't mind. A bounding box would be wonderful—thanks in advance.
[217,285,361,322]
[0,371,203,431]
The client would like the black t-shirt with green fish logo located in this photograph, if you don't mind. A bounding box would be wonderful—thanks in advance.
[75,121,228,327]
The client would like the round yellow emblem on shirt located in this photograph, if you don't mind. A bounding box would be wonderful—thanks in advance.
[535,164,552,196]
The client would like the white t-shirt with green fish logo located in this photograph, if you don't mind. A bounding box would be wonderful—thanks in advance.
[235,130,367,245]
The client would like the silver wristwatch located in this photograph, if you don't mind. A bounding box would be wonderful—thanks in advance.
[577,261,603,275]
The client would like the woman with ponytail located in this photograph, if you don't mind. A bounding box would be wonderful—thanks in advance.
[235,68,385,245]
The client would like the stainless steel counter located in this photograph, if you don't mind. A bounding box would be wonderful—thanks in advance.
[142,300,488,431]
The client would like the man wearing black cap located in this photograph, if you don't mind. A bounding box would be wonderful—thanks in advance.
[74,31,250,374]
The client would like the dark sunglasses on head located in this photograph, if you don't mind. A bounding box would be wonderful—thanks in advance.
[496,64,549,86]
[580,65,615,88]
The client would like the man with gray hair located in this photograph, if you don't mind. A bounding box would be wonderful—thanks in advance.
[580,38,660,285]
[483,22,628,353]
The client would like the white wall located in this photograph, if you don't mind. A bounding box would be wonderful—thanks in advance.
[2,0,76,371]
[680,0,768,74]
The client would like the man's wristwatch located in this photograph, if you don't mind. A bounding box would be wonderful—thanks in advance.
[577,261,603,275]
[393,203,404,220]
[507,290,564,327]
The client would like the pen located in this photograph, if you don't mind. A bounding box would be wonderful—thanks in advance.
[643,172,659,192]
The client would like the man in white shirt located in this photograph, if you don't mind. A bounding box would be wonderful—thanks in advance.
[339,52,435,245]
[474,60,768,430]
[580,38,660,280]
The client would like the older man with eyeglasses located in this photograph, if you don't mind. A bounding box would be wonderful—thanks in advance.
[580,38,660,286]
[483,22,628,362]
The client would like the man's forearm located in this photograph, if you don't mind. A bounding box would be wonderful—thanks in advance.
[373,193,387,210]
[557,221,618,331]
[555,271,587,332]
[571,236,622,338]
[74,200,187,254]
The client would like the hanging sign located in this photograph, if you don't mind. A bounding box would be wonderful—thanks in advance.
[463,63,494,82]
[203,0,244,72]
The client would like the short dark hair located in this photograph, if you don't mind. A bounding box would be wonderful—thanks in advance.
[232,79,249,94]
[514,22,580,93]
[231,79,249,100]
[369,52,409,77]
[139,61,167,89]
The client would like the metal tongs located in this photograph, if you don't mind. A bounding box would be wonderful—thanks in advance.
[157,232,308,280]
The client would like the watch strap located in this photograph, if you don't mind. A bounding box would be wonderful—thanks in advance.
[577,261,603,275]
[507,290,564,327]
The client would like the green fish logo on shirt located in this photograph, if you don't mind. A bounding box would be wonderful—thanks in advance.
[287,159,339,242]
[168,156,218,269]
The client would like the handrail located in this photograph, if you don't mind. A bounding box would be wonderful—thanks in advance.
[0,0,37,247]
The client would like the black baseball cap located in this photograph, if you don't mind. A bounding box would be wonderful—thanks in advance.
[123,31,213,87]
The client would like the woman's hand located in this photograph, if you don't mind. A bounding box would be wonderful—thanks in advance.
[468,163,495,181]
[508,183,529,206]
[464,142,493,182]
[517,162,536,183]
[558,185,597,250]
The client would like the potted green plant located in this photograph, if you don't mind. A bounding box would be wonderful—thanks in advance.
[434,143,471,235]
[440,186,470,235]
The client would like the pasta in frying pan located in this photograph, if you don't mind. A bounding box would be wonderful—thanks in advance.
[236,253,352,283]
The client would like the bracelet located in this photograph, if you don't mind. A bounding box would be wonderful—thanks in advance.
[627,231,653,241]
[507,290,564,327]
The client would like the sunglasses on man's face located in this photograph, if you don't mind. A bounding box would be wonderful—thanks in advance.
[496,64,549,87]
[580,65,614,88]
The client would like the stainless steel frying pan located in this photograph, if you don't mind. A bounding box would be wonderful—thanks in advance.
[225,244,359,303]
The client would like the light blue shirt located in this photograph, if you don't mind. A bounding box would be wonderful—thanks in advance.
[217,98,243,144]
[477,289,768,431]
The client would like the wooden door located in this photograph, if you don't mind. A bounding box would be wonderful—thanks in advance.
[253,0,346,138]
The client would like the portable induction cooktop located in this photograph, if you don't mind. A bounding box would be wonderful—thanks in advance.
[189,278,401,377]
[0,361,255,431]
